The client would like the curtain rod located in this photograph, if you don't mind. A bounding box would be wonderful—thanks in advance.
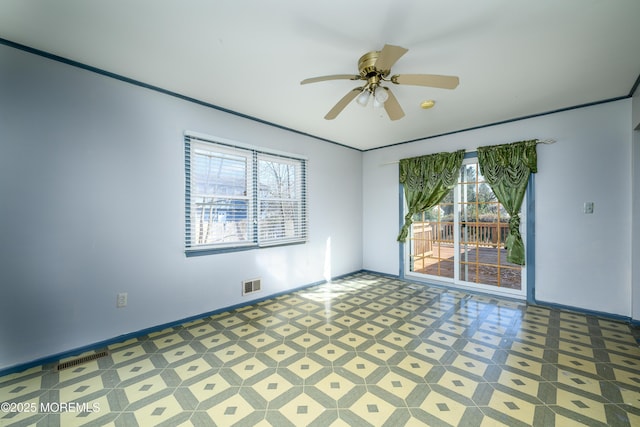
[380,138,556,166]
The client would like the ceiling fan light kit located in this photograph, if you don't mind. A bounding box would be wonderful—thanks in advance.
[356,85,388,108]
[301,44,459,121]
[356,89,371,106]
[374,86,389,104]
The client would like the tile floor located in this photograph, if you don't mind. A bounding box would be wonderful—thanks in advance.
[1,272,640,426]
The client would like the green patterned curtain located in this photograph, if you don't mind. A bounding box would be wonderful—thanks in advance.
[397,150,465,242]
[477,140,538,265]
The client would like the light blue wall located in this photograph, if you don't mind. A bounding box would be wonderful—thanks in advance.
[363,99,634,318]
[0,45,363,371]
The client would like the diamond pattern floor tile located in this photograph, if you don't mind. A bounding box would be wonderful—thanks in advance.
[2,272,640,426]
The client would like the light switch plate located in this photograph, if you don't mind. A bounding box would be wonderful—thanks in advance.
[584,202,594,214]
[117,292,128,308]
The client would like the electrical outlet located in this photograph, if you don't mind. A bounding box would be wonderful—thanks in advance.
[116,292,128,308]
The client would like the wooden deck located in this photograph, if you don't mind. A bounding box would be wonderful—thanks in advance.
[411,244,522,289]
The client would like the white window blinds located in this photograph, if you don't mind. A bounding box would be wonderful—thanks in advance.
[257,153,307,246]
[185,133,307,253]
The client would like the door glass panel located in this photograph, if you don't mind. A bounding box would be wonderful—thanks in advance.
[407,157,524,296]
[409,197,454,279]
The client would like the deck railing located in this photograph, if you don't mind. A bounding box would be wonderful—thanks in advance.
[412,221,509,256]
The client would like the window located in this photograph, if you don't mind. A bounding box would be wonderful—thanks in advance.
[185,133,307,253]
[405,156,526,298]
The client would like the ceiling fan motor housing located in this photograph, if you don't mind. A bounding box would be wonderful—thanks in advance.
[358,51,390,78]
[359,51,386,92]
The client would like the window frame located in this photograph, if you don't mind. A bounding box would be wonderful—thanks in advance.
[185,132,307,256]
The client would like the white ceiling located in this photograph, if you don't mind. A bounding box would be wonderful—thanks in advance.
[1,0,639,151]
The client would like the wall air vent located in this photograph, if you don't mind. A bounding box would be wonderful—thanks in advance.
[242,278,261,295]
[55,350,109,371]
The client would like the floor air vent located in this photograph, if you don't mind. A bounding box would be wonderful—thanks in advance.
[55,350,109,371]
[242,278,261,295]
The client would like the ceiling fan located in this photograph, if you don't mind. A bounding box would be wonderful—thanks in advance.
[300,44,459,121]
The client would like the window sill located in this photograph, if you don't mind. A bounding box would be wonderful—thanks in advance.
[185,239,307,257]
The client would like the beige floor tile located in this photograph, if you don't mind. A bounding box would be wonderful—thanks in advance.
[2,272,639,427]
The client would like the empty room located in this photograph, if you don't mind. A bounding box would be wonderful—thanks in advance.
[1,1,640,426]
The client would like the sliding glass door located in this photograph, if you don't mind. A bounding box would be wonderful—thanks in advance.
[405,156,526,298]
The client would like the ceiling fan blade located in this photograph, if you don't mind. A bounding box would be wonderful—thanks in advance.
[383,89,405,121]
[391,74,459,89]
[301,74,361,85]
[324,88,362,120]
[374,44,408,72]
